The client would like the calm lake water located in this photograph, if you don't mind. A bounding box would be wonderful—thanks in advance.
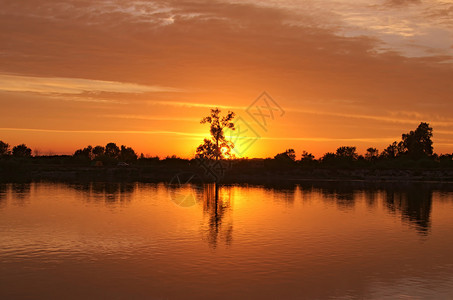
[1,182,453,299]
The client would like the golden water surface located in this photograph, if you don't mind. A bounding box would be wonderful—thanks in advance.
[1,182,453,299]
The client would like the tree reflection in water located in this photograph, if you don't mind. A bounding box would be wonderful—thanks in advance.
[384,186,432,235]
[76,182,136,206]
[198,182,435,250]
[11,183,31,206]
[201,184,233,249]
[300,182,433,236]
[0,181,437,237]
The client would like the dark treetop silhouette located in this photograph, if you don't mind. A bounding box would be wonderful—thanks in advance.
[196,108,236,161]
[12,144,32,158]
[274,149,296,162]
[0,141,10,157]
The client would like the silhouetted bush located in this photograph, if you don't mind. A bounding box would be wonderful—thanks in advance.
[12,144,32,158]
[0,141,10,157]
[274,149,296,165]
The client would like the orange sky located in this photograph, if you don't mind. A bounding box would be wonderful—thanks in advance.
[1,0,452,158]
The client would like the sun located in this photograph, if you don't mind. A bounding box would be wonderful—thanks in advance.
[221,146,237,159]
[221,146,229,155]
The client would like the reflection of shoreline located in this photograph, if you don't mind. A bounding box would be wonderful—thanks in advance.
[0,181,444,236]
[385,187,432,235]
[299,182,434,235]
[0,182,137,208]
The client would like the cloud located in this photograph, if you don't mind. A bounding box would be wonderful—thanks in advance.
[146,100,245,110]
[260,136,395,142]
[228,0,452,58]
[384,0,422,7]
[0,127,204,137]
[289,107,453,128]
[0,74,182,95]
[102,114,200,122]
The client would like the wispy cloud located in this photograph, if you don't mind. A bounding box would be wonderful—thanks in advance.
[0,127,204,137]
[260,136,396,143]
[146,100,245,110]
[229,0,452,58]
[102,114,200,122]
[384,0,422,7]
[288,107,453,127]
[0,74,182,95]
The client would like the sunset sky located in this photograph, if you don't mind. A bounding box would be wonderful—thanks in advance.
[1,0,452,158]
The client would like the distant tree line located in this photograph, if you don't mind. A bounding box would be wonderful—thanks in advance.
[271,122,452,168]
[1,122,452,170]
[73,142,138,164]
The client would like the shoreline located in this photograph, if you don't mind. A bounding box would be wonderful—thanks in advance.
[2,164,453,185]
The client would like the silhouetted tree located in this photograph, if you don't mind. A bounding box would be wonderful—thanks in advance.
[105,143,120,159]
[74,145,92,159]
[321,152,336,164]
[336,146,358,160]
[439,153,453,167]
[196,139,217,159]
[300,150,315,162]
[197,108,235,160]
[400,122,433,159]
[380,141,403,159]
[300,150,316,167]
[120,145,137,162]
[0,141,10,156]
[274,149,296,161]
[92,145,105,158]
[365,147,379,161]
[12,144,32,158]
